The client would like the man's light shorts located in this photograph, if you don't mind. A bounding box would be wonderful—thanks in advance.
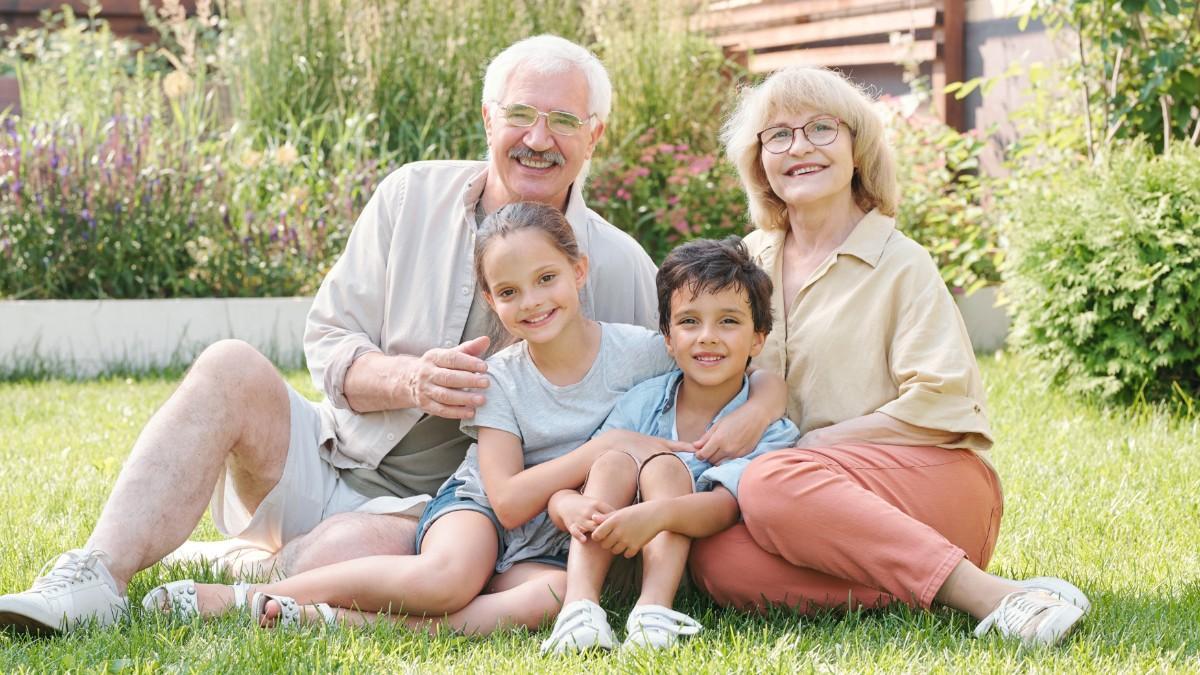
[208,384,430,552]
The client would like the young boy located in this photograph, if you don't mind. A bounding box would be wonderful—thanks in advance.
[541,236,800,654]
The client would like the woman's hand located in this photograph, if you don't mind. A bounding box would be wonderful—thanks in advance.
[590,502,666,558]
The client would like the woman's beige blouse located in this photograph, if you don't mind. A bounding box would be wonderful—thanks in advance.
[745,209,994,454]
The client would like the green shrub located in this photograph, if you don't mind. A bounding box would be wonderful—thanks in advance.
[589,128,747,262]
[884,98,1002,295]
[1002,143,1200,403]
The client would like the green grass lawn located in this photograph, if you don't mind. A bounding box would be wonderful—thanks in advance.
[1,355,1197,672]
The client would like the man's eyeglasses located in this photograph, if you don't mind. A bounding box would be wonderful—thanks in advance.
[495,102,595,136]
[757,117,844,154]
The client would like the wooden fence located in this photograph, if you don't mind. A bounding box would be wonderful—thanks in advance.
[697,0,965,128]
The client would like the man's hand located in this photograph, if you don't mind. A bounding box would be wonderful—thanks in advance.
[590,502,666,558]
[408,335,491,419]
[692,403,769,465]
[593,429,693,462]
[551,491,615,543]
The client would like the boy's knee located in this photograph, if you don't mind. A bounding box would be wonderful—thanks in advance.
[589,450,639,484]
[637,453,691,493]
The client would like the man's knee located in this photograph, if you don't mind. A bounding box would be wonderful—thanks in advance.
[280,512,418,576]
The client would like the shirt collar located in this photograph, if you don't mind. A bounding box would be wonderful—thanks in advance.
[658,370,752,425]
[750,207,895,269]
[461,165,588,226]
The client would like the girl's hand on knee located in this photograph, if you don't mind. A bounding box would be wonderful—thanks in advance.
[590,503,664,558]
[556,493,613,543]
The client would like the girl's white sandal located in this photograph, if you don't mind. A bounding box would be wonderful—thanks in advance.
[250,591,336,628]
[141,580,252,619]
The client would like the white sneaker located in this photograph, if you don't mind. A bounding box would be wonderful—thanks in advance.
[974,589,1085,646]
[0,549,129,634]
[161,538,277,580]
[540,599,617,654]
[1018,576,1090,613]
[622,604,702,651]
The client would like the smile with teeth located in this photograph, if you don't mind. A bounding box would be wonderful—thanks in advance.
[517,157,555,169]
[693,353,725,364]
[522,308,556,325]
[785,165,825,176]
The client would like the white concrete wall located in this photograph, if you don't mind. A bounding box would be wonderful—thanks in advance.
[0,297,313,376]
[955,286,1011,353]
[0,291,1009,378]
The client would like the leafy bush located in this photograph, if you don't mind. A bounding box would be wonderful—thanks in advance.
[1002,143,1200,403]
[884,100,1002,294]
[589,128,747,262]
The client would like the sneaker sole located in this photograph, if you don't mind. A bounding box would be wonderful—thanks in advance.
[0,611,61,636]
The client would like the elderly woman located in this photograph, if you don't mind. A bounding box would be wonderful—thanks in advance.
[688,66,1088,646]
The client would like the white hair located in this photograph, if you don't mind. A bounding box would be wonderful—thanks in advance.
[482,34,612,123]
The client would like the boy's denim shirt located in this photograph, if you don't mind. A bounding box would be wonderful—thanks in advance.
[596,370,801,498]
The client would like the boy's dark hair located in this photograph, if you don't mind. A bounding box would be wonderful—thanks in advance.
[656,236,773,335]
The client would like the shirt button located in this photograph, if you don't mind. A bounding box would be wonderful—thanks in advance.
[972,404,982,413]
[443,339,454,347]
[386,433,396,441]
[461,286,470,296]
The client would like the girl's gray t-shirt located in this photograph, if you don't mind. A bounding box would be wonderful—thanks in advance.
[452,321,675,571]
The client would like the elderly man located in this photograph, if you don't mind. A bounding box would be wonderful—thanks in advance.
[0,35,777,635]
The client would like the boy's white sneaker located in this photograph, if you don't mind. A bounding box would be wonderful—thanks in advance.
[973,588,1085,647]
[0,549,129,634]
[622,604,702,651]
[540,599,617,654]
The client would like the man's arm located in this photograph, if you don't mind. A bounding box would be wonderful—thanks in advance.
[797,411,963,448]
[341,338,490,418]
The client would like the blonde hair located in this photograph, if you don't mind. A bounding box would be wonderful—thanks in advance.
[721,66,899,231]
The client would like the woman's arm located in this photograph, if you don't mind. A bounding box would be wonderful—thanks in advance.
[477,429,694,530]
[797,411,963,448]
[692,367,788,464]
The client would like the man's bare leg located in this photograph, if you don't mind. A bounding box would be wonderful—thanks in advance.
[273,512,419,578]
[86,339,294,593]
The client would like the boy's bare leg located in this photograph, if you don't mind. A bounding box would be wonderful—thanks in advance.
[634,455,693,607]
[562,451,639,605]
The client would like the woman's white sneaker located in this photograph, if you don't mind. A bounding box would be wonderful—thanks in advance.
[540,599,617,654]
[974,589,1085,646]
[0,549,128,634]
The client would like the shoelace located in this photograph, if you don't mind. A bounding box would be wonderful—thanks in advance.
[30,550,106,594]
[628,606,702,639]
[982,591,1050,637]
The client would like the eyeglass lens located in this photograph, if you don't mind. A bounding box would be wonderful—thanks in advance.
[502,103,585,135]
[761,119,839,153]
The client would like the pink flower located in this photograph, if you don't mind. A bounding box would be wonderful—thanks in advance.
[617,189,631,200]
[667,195,680,206]
[688,157,714,175]
[633,167,651,178]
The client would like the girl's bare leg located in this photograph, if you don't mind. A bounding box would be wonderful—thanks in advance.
[195,510,498,616]
[634,455,693,607]
[562,451,639,605]
[273,562,566,636]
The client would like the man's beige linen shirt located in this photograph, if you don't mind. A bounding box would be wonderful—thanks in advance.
[304,160,659,471]
[745,209,993,454]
